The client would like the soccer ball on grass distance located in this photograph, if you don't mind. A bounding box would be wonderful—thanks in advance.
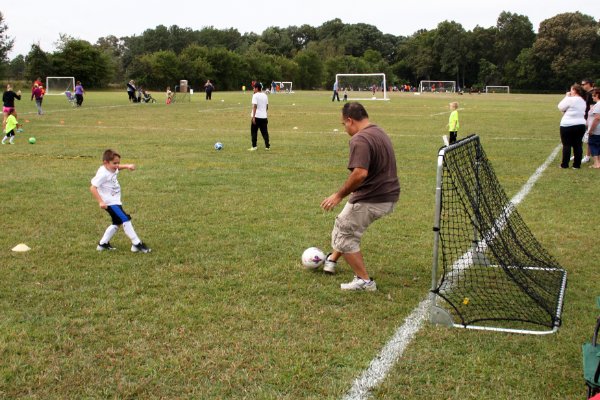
[214,142,223,150]
[301,247,326,269]
[28,137,36,144]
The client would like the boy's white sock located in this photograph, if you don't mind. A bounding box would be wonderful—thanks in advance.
[123,221,141,244]
[100,225,119,244]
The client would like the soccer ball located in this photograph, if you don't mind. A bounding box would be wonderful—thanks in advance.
[214,142,223,150]
[28,137,36,144]
[301,247,326,269]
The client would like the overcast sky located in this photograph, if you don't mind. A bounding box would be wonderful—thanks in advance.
[4,0,598,58]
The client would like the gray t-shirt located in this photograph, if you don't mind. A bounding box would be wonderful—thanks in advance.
[347,124,400,204]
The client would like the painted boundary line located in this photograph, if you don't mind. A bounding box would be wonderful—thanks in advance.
[342,143,561,400]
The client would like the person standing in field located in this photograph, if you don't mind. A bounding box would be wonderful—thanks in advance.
[448,102,460,144]
[332,80,340,102]
[586,88,600,169]
[320,102,400,291]
[558,83,587,169]
[90,149,151,253]
[2,84,21,133]
[248,82,270,151]
[580,78,596,164]
[74,81,84,107]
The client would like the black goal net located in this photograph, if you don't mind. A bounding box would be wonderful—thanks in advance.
[430,135,567,334]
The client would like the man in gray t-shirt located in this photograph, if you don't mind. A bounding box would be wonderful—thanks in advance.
[320,102,400,291]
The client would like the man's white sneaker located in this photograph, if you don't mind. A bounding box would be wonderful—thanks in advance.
[323,253,337,274]
[340,276,377,291]
[582,156,591,163]
[248,147,257,151]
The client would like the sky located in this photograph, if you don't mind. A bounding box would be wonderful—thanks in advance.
[4,0,598,58]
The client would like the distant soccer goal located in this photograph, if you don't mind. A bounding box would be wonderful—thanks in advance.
[485,86,510,94]
[335,73,389,101]
[430,135,567,335]
[45,77,75,95]
[419,80,456,93]
[273,81,294,93]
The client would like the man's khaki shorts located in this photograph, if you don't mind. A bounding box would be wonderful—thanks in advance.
[331,201,396,254]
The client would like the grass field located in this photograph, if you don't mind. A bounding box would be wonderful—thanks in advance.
[0,89,597,399]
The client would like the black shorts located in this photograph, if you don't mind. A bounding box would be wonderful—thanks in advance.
[105,205,132,225]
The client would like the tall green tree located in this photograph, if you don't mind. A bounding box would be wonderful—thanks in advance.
[51,39,112,87]
[294,50,323,89]
[433,21,467,85]
[24,44,51,82]
[532,12,599,87]
[0,12,14,79]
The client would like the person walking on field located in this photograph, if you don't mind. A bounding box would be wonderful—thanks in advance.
[90,149,151,253]
[320,102,400,291]
[332,80,340,102]
[248,83,270,151]
[204,79,214,100]
[31,83,44,115]
[74,81,84,107]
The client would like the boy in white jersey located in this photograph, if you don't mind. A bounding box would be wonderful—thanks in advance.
[90,149,151,253]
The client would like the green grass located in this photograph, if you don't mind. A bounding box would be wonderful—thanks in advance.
[0,90,596,399]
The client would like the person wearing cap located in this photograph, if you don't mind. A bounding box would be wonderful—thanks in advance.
[248,82,270,151]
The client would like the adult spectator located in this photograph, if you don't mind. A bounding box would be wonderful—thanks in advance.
[31,83,44,115]
[2,84,21,132]
[127,80,137,102]
[581,78,596,163]
[558,83,587,169]
[586,88,600,169]
[332,80,340,102]
[204,80,214,100]
[74,81,85,107]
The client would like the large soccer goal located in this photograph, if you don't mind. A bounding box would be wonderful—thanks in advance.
[45,77,75,95]
[430,135,567,334]
[419,80,456,93]
[335,73,389,101]
[273,81,294,93]
[485,86,510,94]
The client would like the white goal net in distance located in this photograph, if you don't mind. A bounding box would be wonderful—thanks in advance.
[272,81,293,93]
[335,73,389,101]
[46,77,75,95]
[485,86,510,94]
[419,80,456,93]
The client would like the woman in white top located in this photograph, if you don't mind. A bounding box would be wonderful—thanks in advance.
[557,83,587,169]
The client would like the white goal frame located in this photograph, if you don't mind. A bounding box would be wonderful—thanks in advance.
[335,73,389,101]
[485,86,510,94]
[281,81,293,93]
[272,81,294,93]
[45,77,75,95]
[419,80,456,93]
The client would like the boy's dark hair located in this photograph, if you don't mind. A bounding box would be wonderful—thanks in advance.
[342,102,369,121]
[102,149,120,162]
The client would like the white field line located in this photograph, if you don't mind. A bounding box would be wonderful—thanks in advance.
[342,143,561,400]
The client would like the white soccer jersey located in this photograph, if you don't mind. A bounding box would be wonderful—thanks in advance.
[251,92,268,118]
[91,165,122,206]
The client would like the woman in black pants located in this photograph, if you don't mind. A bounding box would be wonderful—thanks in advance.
[558,84,587,169]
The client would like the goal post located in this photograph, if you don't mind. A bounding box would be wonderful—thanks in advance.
[335,73,389,101]
[430,135,567,334]
[485,86,510,94]
[272,81,294,93]
[45,77,75,95]
[419,80,456,93]
[281,81,293,93]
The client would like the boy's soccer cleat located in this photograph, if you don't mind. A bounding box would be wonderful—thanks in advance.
[340,276,377,291]
[323,253,337,274]
[131,242,151,253]
[16,128,23,133]
[97,242,116,251]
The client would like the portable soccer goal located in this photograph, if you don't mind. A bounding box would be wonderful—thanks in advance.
[430,135,567,334]
[335,73,389,101]
[485,86,510,94]
[45,77,75,95]
[419,80,456,93]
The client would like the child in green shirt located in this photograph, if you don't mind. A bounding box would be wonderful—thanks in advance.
[2,109,22,144]
[448,102,460,144]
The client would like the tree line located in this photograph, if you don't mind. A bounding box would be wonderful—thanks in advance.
[1,11,599,92]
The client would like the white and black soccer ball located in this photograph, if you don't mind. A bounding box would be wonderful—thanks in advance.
[301,247,325,269]
[214,142,223,150]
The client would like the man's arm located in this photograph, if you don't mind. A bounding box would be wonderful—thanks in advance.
[321,167,368,211]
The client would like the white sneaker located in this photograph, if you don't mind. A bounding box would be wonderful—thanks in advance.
[570,156,575,161]
[323,253,337,274]
[582,156,590,163]
[340,276,377,291]
[248,147,257,151]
